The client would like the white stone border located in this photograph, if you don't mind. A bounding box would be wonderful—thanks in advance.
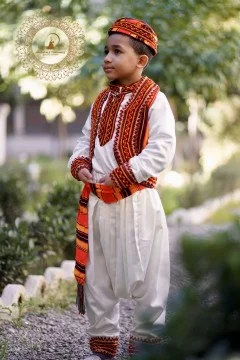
[0,260,75,320]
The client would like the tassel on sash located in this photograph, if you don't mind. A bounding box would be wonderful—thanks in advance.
[76,283,85,315]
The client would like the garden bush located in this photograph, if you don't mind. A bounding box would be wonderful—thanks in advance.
[29,178,81,272]
[0,219,35,293]
[138,219,240,360]
[160,181,206,214]
[37,156,69,185]
[0,167,81,291]
[0,165,28,225]
[160,151,240,214]
[159,186,182,215]
[208,152,240,198]
[0,157,70,216]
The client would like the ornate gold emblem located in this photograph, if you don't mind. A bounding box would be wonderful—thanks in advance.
[15,13,85,80]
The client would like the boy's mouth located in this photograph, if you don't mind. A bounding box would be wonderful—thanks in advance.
[104,66,114,72]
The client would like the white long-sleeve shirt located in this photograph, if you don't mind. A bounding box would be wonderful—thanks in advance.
[68,91,176,183]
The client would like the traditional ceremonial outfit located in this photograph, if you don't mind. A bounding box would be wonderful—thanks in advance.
[68,18,176,359]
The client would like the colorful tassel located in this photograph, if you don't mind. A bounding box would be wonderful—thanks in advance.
[76,283,85,315]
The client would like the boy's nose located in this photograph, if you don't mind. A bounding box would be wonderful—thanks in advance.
[104,53,112,63]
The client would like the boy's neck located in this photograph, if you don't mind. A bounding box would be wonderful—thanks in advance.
[114,74,143,87]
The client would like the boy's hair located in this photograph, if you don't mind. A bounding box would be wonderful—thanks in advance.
[128,37,154,64]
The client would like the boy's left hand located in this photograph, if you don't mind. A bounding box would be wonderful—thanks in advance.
[99,175,114,186]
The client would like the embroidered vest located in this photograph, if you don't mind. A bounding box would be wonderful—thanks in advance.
[89,76,159,187]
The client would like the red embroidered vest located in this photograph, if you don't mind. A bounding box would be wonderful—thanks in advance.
[89,76,159,187]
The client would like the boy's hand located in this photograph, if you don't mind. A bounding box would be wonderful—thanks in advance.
[99,175,114,186]
[77,168,94,183]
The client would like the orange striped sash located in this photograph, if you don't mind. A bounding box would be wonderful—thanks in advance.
[74,182,146,314]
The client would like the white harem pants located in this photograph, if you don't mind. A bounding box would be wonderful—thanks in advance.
[84,187,170,339]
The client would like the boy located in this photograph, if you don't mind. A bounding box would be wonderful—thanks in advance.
[68,17,176,360]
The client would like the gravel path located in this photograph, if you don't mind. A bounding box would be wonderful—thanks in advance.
[0,224,226,360]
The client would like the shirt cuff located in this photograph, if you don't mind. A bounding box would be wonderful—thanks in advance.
[70,156,91,181]
[110,162,138,188]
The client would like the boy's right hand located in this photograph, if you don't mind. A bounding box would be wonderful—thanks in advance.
[77,168,94,183]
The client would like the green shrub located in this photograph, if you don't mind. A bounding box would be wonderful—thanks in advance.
[29,179,81,272]
[205,201,240,224]
[179,180,207,208]
[27,158,69,211]
[160,187,182,215]
[208,152,240,197]
[0,220,35,293]
[138,220,240,360]
[38,159,69,185]
[161,152,240,214]
[0,158,70,215]
[160,181,206,214]
[0,166,27,225]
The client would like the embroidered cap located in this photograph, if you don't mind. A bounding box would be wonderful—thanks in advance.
[108,17,158,56]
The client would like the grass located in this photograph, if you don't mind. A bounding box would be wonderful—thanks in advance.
[0,279,76,328]
[20,279,76,314]
[205,201,240,224]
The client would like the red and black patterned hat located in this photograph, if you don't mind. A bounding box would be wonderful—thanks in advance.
[108,17,158,56]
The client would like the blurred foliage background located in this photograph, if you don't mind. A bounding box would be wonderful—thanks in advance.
[0,0,240,358]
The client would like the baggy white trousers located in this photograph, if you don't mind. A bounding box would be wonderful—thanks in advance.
[84,187,170,339]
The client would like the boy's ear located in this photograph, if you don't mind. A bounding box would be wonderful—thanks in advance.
[137,54,149,68]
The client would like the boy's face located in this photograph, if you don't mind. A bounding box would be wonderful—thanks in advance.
[103,33,142,85]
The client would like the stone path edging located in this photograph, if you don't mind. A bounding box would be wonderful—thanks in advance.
[0,260,75,320]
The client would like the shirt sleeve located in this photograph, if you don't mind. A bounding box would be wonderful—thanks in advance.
[110,92,176,187]
[68,106,92,180]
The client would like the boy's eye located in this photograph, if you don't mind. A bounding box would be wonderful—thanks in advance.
[104,49,109,55]
[114,49,121,54]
